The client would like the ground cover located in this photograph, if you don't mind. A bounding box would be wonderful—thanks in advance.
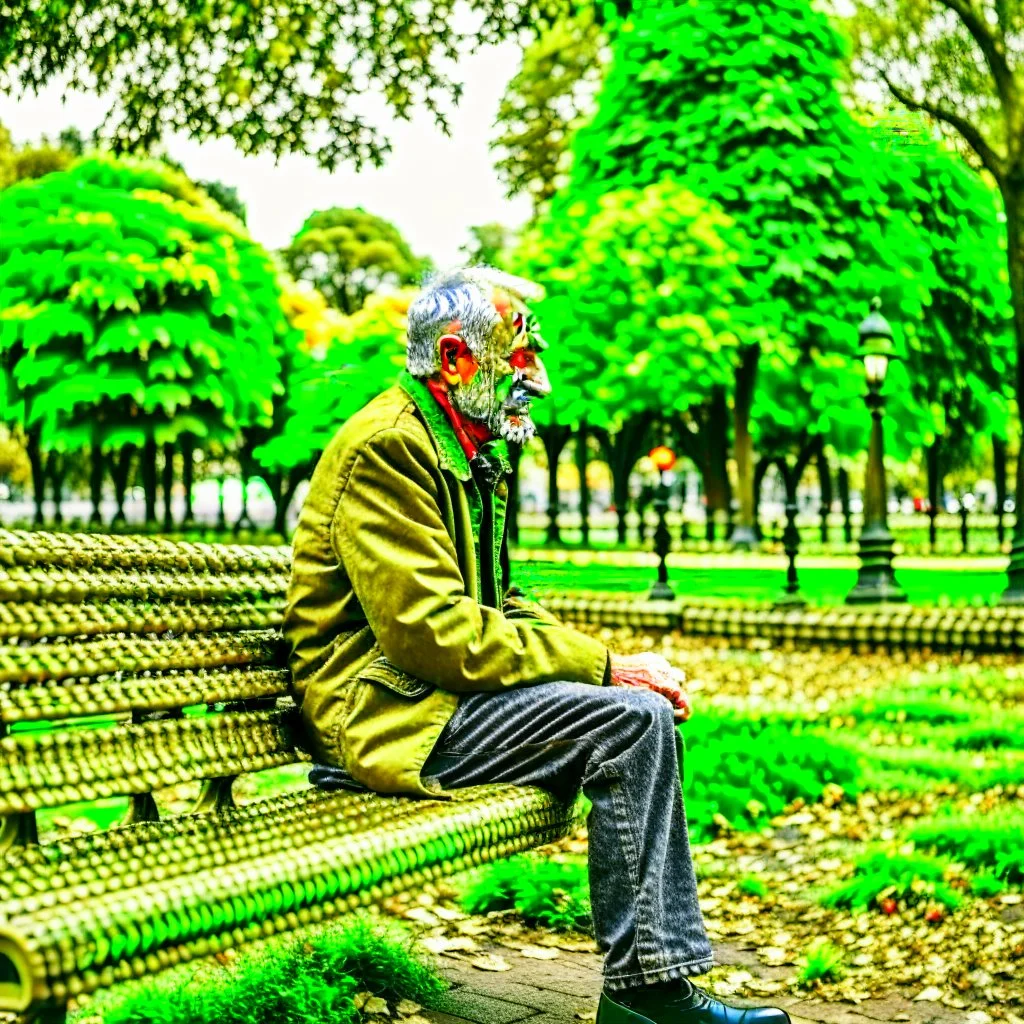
[513,557,1007,605]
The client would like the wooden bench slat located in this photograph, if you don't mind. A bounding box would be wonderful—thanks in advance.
[0,530,290,576]
[1,667,290,724]
[0,600,283,641]
[5,785,471,914]
[0,630,284,686]
[0,568,286,605]
[0,709,302,814]
[0,785,579,1011]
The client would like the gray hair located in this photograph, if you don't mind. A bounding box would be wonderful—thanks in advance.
[405,266,546,377]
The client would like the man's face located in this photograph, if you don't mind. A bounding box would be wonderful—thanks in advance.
[440,290,551,445]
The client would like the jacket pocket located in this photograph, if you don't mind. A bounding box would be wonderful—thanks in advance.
[359,656,433,699]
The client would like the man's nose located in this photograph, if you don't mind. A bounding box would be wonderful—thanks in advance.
[521,353,552,397]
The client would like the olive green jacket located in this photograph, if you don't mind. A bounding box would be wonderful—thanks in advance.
[284,371,610,798]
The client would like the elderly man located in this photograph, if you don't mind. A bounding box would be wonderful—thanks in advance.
[284,268,789,1024]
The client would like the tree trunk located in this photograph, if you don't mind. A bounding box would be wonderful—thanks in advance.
[273,469,305,537]
[1001,183,1024,601]
[994,435,1007,548]
[731,345,759,549]
[48,453,65,526]
[837,466,852,544]
[235,446,254,533]
[508,444,522,545]
[111,446,135,525]
[181,433,195,526]
[753,457,772,542]
[141,435,158,525]
[26,427,46,526]
[703,387,731,541]
[541,425,572,545]
[595,416,650,546]
[89,443,104,525]
[817,442,833,546]
[575,422,590,548]
[162,441,175,532]
[926,440,942,554]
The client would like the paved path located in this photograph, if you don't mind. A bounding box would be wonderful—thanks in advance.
[420,941,980,1024]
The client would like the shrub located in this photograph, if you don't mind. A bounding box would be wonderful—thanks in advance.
[100,915,445,1024]
[737,875,768,898]
[681,715,862,841]
[910,809,1024,883]
[821,852,963,913]
[797,939,845,985]
[460,855,592,932]
[970,873,1009,898]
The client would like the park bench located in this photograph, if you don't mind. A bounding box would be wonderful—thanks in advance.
[0,529,581,1024]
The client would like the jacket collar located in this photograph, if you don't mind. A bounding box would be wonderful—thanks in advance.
[398,370,511,482]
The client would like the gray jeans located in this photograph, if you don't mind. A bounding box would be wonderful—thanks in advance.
[421,682,714,989]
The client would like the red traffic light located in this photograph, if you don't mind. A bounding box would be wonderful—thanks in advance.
[649,445,677,472]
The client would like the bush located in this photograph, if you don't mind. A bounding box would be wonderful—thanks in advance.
[100,916,445,1024]
[797,939,845,985]
[910,809,1024,883]
[821,852,963,913]
[460,855,592,932]
[681,715,861,841]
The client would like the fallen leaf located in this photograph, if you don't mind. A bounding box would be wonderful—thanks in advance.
[471,953,512,972]
[520,945,560,960]
[913,986,942,1002]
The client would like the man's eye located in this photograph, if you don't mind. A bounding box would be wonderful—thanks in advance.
[509,348,534,370]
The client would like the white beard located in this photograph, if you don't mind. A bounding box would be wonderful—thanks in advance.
[496,414,535,446]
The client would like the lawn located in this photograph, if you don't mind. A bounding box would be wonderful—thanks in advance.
[511,557,1007,606]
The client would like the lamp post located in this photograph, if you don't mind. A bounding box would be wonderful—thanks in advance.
[846,298,907,605]
[648,444,676,600]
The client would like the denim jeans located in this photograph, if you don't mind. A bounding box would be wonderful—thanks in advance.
[421,682,714,989]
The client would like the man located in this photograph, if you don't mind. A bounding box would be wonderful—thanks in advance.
[284,267,789,1024]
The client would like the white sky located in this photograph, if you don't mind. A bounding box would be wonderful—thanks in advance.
[0,41,534,268]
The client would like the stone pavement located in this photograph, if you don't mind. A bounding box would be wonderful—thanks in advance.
[420,941,977,1024]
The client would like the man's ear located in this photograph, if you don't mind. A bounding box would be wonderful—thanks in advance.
[438,335,479,386]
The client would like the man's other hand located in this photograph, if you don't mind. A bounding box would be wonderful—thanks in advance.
[609,652,692,722]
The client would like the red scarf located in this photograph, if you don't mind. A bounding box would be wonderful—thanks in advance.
[425,379,493,461]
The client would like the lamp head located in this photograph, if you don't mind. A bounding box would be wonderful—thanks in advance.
[649,445,677,472]
[858,297,896,390]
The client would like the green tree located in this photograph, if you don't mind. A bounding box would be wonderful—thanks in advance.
[840,0,1024,598]
[0,0,571,171]
[0,156,284,526]
[252,289,412,528]
[462,223,516,269]
[519,179,755,543]
[563,0,908,544]
[491,6,606,213]
[283,208,424,315]
[198,179,248,225]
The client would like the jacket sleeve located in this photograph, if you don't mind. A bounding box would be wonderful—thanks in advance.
[331,426,609,693]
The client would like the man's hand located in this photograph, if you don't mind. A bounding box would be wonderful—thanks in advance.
[609,652,692,722]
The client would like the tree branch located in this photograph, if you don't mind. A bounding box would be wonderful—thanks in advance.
[935,0,1016,110]
[878,68,1006,181]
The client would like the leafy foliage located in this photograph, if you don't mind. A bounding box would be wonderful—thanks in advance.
[910,809,1024,882]
[460,855,592,932]
[491,6,607,212]
[682,714,862,840]
[0,155,284,452]
[821,851,964,911]
[99,915,445,1024]
[797,939,846,985]
[284,207,424,315]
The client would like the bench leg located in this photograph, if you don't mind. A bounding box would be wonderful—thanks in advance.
[27,1006,68,1024]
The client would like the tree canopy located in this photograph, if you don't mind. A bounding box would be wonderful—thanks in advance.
[283,207,425,315]
[0,0,576,171]
[0,156,285,454]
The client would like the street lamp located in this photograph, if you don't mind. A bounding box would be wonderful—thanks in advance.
[846,298,907,605]
[648,445,676,600]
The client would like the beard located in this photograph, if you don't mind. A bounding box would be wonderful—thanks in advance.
[450,370,538,447]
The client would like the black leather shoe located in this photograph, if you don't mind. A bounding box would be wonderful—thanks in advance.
[596,984,791,1024]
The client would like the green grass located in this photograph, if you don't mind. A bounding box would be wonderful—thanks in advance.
[797,939,846,985]
[511,559,1005,605]
[909,808,1024,882]
[682,714,862,840]
[821,851,964,912]
[94,916,446,1024]
[459,855,592,932]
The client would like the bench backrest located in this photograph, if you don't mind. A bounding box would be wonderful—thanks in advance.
[0,529,302,855]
